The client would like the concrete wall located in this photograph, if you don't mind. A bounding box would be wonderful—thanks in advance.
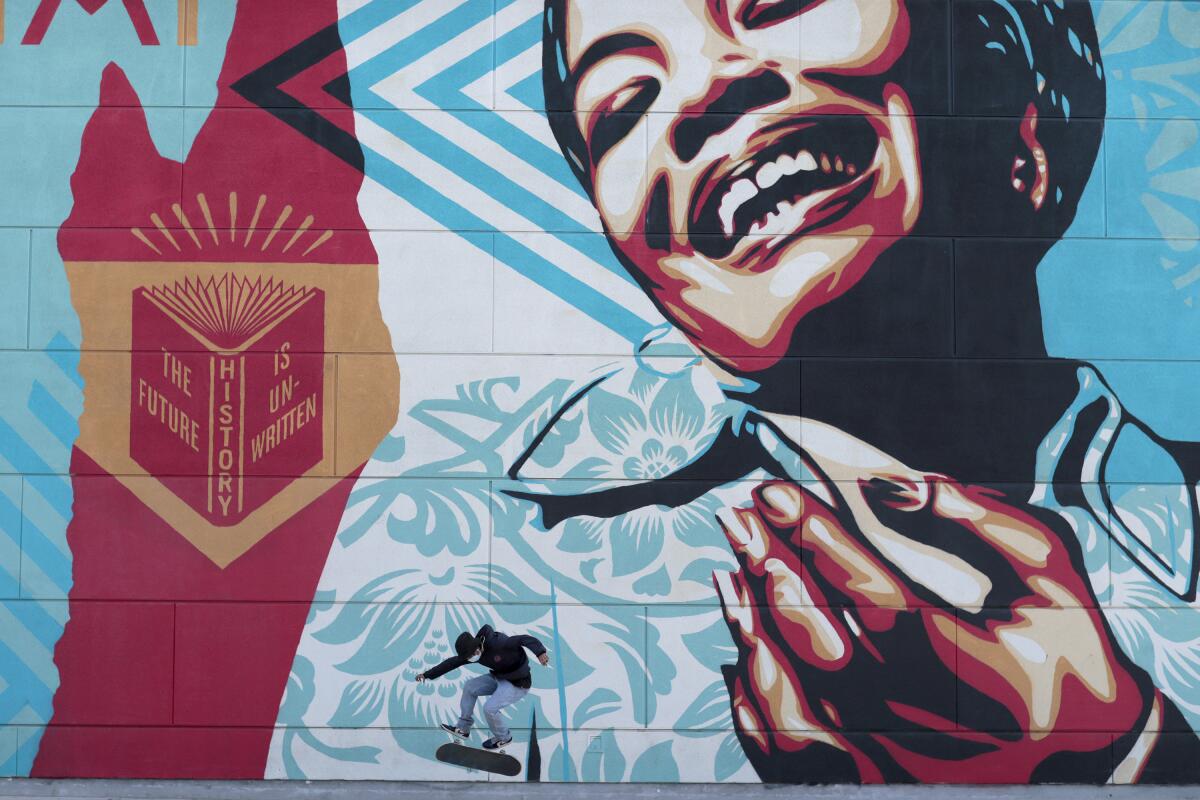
[0,0,1198,785]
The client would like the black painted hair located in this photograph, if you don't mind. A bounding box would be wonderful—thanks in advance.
[542,0,1106,230]
[542,0,590,192]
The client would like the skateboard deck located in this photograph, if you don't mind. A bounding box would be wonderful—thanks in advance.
[436,741,521,776]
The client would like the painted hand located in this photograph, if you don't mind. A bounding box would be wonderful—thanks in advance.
[714,470,1152,783]
[539,653,551,666]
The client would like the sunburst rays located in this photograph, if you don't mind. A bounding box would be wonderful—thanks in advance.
[130,191,336,258]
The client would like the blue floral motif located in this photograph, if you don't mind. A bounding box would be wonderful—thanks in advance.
[624,439,689,481]
[277,329,745,781]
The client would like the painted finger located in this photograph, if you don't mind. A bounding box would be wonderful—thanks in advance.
[760,482,913,609]
[716,500,806,586]
[857,477,1057,609]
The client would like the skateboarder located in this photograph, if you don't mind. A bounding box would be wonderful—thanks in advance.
[416,624,550,750]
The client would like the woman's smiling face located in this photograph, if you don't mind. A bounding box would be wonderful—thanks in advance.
[561,0,924,370]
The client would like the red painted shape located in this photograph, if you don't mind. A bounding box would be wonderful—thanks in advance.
[31,727,269,779]
[43,601,174,725]
[35,0,376,779]
[32,452,362,777]
[119,0,159,45]
[21,0,65,44]
[56,450,361,605]
[174,602,309,726]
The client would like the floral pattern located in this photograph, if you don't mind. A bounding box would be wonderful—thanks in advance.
[269,330,752,781]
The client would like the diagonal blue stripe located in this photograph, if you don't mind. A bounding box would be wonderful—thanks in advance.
[494,13,539,66]
[449,109,593,205]
[493,236,645,342]
[348,0,494,90]
[0,474,68,592]
[45,335,82,391]
[0,421,71,515]
[0,563,15,602]
[359,145,645,341]
[27,383,78,451]
[506,70,545,113]
[415,42,492,110]
[366,110,608,247]
[0,640,54,721]
[14,727,42,778]
[2,598,64,652]
[338,0,422,44]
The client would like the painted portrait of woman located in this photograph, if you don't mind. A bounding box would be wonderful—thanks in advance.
[275,0,1200,785]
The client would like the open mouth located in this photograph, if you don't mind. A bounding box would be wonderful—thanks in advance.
[689,116,881,261]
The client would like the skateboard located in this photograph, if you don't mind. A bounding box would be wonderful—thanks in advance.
[435,730,521,777]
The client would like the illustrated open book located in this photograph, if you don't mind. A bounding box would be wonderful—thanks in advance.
[130,274,326,525]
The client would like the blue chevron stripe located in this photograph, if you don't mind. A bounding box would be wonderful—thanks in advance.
[359,145,646,340]
[348,1,493,91]
[340,1,656,345]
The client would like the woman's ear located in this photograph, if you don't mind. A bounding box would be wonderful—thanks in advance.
[1010,101,1050,211]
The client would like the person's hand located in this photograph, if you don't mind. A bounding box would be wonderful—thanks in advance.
[414,672,426,683]
[715,457,1153,783]
[538,652,550,667]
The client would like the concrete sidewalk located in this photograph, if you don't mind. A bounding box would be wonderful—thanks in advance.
[1,782,1200,800]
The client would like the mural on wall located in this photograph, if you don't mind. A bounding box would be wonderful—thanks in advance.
[0,0,1198,785]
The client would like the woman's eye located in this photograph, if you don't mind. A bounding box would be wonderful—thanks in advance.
[740,0,822,30]
[586,79,660,163]
[607,84,643,114]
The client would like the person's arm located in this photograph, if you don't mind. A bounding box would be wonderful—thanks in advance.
[476,623,494,640]
[416,654,468,682]
[512,633,549,665]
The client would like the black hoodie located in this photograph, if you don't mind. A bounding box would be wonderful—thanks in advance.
[421,625,546,689]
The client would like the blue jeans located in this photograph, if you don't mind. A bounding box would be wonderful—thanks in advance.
[456,673,527,739]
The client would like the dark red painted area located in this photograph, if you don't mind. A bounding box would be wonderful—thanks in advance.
[42,601,174,726]
[173,602,314,727]
[35,0,372,778]
[32,451,360,777]
[32,727,270,779]
[58,0,373,263]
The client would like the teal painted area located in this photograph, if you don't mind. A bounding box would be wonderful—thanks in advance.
[0,0,184,106]
[1093,361,1200,442]
[0,230,30,350]
[1041,238,1199,358]
[184,0,237,109]
[1041,0,1200,437]
[1106,117,1200,240]
[0,726,15,777]
[26,231,77,351]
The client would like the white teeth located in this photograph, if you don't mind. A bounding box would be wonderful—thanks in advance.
[718,178,758,237]
[756,161,782,190]
[714,144,862,238]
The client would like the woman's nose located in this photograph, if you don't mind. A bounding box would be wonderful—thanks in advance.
[670,69,794,162]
